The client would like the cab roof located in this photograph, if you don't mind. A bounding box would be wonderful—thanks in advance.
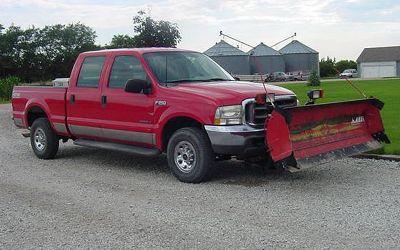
[81,47,195,56]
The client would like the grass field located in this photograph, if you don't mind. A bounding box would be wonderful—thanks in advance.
[281,79,400,155]
[0,100,10,104]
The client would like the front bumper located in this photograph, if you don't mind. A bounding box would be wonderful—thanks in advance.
[204,124,265,157]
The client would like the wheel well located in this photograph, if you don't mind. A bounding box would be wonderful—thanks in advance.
[162,116,203,151]
[27,106,48,127]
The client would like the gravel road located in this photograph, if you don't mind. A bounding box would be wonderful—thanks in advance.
[1,104,399,249]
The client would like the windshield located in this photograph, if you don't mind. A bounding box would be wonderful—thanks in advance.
[143,51,234,85]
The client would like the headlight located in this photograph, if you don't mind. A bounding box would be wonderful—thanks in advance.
[214,105,243,125]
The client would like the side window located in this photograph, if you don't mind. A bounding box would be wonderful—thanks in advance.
[77,56,106,88]
[109,56,148,89]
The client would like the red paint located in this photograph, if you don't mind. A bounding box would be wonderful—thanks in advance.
[265,99,387,164]
[11,48,294,150]
[265,111,292,161]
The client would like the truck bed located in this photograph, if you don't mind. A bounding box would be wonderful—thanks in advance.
[12,86,68,135]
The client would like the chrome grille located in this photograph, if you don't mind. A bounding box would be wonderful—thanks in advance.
[244,95,297,126]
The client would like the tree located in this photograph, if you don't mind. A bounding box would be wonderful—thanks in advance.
[38,23,99,79]
[106,34,136,49]
[0,25,40,80]
[132,11,181,47]
[0,76,20,100]
[307,70,321,86]
[335,60,357,73]
[319,57,336,77]
[0,23,98,81]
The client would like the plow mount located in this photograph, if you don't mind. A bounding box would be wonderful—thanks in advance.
[265,98,390,172]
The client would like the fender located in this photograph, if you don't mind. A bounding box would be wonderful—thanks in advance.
[24,99,55,131]
[155,110,209,150]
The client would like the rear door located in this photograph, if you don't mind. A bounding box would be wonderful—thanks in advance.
[67,54,107,139]
[99,53,155,146]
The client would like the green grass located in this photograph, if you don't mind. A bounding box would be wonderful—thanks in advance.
[0,99,10,104]
[281,79,400,155]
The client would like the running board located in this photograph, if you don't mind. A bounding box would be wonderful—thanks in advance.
[73,139,161,156]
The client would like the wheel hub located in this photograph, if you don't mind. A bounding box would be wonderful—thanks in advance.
[174,141,196,173]
[34,128,46,151]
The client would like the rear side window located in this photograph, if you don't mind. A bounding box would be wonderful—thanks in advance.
[77,56,106,87]
[109,56,148,89]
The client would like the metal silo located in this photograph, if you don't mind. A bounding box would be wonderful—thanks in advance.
[279,40,319,74]
[204,40,250,75]
[248,42,285,74]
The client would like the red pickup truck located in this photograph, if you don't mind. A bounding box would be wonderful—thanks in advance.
[12,48,298,182]
[12,48,389,183]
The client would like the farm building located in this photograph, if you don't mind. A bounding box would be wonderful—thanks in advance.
[357,46,400,78]
[204,39,319,76]
[279,40,319,74]
[204,40,251,75]
[248,42,285,74]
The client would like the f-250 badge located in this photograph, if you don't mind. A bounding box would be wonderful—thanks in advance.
[155,100,167,106]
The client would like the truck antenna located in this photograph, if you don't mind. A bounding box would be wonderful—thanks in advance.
[218,31,284,106]
[335,69,367,98]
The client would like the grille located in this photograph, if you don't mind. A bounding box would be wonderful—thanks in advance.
[244,95,297,126]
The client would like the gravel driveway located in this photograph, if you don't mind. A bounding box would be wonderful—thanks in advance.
[0,104,399,249]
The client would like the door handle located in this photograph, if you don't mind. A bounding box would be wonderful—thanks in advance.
[101,95,107,106]
[70,94,75,104]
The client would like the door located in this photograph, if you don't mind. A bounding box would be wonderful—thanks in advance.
[361,62,396,78]
[99,55,155,146]
[67,55,106,139]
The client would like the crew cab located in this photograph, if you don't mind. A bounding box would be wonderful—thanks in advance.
[12,48,299,183]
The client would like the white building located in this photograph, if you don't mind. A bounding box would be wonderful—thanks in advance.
[357,46,400,78]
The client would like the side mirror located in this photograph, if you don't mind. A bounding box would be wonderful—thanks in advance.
[124,79,150,94]
[233,76,240,81]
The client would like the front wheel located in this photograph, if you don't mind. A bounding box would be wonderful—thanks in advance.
[167,127,214,183]
[30,118,59,159]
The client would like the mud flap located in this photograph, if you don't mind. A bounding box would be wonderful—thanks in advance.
[265,98,390,172]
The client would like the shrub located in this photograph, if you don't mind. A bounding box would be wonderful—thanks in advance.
[307,71,321,86]
[0,76,21,100]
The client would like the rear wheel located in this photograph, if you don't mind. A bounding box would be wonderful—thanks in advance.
[167,127,214,183]
[30,118,59,159]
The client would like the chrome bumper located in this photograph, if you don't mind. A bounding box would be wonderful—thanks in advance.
[204,124,265,157]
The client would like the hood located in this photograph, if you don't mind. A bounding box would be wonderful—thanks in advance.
[172,81,295,105]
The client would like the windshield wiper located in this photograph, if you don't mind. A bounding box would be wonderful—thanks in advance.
[198,78,233,82]
[165,78,233,84]
[165,79,200,84]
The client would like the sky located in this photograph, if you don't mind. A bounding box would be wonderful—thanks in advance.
[1,0,399,60]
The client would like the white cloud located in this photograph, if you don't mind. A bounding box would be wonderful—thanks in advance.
[379,5,400,15]
[1,0,399,60]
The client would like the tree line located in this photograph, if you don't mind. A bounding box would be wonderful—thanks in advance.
[319,57,357,77]
[0,11,181,83]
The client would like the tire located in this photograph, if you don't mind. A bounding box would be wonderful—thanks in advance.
[167,127,214,183]
[30,118,59,159]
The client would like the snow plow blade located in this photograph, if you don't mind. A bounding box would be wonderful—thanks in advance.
[265,98,390,172]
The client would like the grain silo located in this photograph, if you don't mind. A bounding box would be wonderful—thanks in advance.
[204,40,251,75]
[279,40,319,74]
[248,42,285,74]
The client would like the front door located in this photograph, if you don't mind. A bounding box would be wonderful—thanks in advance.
[99,54,155,147]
